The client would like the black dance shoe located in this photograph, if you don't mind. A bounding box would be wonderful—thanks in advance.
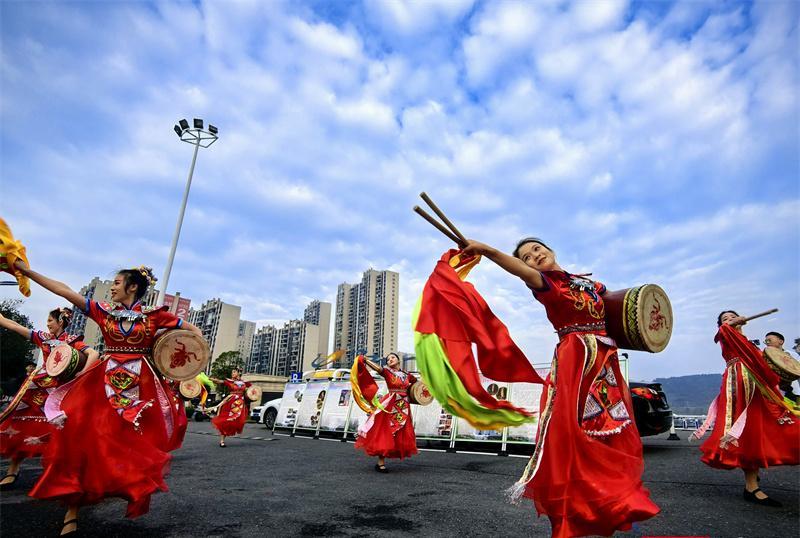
[743,488,782,507]
[374,464,388,473]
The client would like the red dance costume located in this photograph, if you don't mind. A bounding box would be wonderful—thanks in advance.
[29,300,186,518]
[355,367,419,460]
[518,271,659,538]
[695,324,799,469]
[211,379,251,437]
[0,331,90,460]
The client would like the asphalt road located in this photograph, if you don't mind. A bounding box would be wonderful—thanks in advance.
[1,422,798,537]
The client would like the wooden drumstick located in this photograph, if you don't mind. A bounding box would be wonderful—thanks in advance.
[743,308,779,322]
[413,206,466,247]
[419,192,468,245]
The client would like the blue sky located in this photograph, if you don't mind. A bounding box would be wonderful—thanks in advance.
[1,0,798,381]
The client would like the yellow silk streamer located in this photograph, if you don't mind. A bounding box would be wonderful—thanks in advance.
[350,356,375,413]
[0,217,31,297]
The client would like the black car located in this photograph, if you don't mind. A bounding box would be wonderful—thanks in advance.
[629,382,672,436]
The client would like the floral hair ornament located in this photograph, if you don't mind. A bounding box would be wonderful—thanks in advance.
[137,265,157,286]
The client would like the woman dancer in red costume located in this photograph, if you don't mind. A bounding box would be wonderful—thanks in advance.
[462,237,659,538]
[0,308,98,490]
[209,368,251,447]
[355,353,419,472]
[691,311,799,507]
[13,261,202,536]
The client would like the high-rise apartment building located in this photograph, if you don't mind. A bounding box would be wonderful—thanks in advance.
[303,300,331,357]
[237,320,256,365]
[272,319,319,376]
[333,269,399,365]
[247,300,330,376]
[248,324,278,374]
[188,298,241,363]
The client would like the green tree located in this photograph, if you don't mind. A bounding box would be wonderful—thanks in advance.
[0,299,37,394]
[210,350,245,396]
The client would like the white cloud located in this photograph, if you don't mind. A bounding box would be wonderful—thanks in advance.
[0,1,797,383]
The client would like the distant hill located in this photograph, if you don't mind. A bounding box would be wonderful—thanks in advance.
[643,374,722,415]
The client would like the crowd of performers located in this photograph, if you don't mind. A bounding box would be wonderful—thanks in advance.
[1,233,799,537]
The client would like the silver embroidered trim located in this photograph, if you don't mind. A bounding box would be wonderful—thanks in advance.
[582,394,603,421]
[604,367,618,387]
[608,400,631,421]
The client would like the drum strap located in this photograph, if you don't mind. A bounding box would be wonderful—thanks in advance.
[556,322,606,339]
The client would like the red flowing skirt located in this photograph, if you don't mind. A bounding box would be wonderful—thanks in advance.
[525,336,659,538]
[211,394,248,437]
[700,365,800,470]
[29,359,181,518]
[0,417,55,460]
[1,373,60,460]
[355,409,418,460]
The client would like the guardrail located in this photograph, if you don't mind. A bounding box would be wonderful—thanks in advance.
[671,414,707,431]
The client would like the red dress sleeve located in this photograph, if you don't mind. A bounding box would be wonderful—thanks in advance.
[595,280,607,295]
[148,309,183,331]
[31,330,46,347]
[71,340,92,354]
[716,324,781,389]
[84,299,109,326]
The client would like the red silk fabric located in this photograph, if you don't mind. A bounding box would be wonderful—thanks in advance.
[700,324,799,469]
[415,250,545,413]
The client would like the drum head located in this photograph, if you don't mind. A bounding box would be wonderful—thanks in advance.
[45,344,79,377]
[410,381,434,406]
[632,284,673,353]
[152,330,210,381]
[179,379,202,399]
[246,385,262,402]
[764,347,800,381]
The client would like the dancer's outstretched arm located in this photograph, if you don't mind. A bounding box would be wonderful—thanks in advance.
[462,240,545,289]
[14,260,85,309]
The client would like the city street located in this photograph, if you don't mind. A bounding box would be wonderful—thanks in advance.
[1,422,798,537]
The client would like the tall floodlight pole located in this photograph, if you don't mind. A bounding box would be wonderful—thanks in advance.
[157,118,218,306]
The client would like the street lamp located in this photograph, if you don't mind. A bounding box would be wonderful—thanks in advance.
[157,118,219,306]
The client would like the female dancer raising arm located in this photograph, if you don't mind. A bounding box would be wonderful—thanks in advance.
[14,260,202,536]
[461,237,659,538]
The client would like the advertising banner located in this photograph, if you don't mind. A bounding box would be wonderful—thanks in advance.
[319,381,352,432]
[412,400,454,440]
[163,294,191,321]
[274,382,306,429]
[505,378,546,443]
[454,375,507,441]
[295,381,328,430]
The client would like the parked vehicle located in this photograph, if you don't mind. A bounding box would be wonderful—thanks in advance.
[255,398,282,429]
[630,382,673,436]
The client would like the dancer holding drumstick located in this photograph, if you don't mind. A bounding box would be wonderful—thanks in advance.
[0,308,99,490]
[12,260,202,535]
[462,237,659,537]
[414,195,658,537]
[691,310,799,507]
[353,353,419,472]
